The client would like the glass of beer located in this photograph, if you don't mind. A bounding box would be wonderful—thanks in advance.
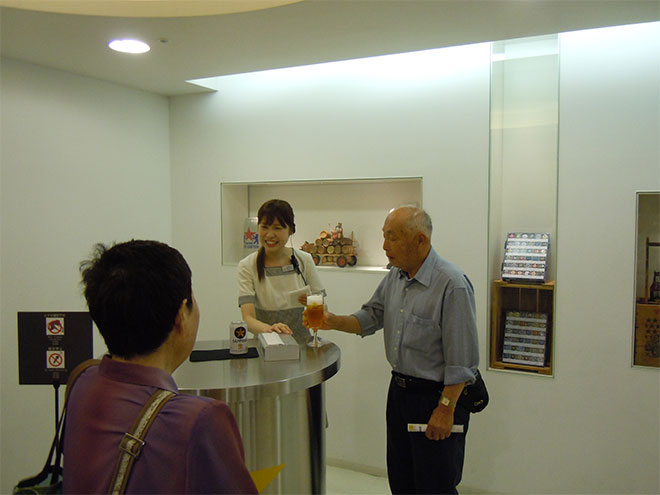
[306,293,325,348]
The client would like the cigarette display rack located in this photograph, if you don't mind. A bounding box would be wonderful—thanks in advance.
[502,311,548,367]
[490,279,554,375]
[501,232,550,283]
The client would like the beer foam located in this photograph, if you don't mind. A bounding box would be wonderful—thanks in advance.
[307,294,323,306]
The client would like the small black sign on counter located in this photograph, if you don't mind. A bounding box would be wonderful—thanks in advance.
[190,347,259,362]
[17,312,93,385]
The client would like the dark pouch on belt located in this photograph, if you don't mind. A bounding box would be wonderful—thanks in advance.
[458,369,489,413]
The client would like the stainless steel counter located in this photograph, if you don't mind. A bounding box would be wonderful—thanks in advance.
[173,339,341,495]
[174,339,341,401]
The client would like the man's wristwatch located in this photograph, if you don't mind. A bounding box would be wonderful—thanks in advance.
[440,395,456,409]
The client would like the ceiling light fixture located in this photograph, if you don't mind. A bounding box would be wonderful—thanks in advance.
[108,39,151,54]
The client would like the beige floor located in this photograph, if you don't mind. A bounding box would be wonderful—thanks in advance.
[325,465,486,495]
[326,465,391,495]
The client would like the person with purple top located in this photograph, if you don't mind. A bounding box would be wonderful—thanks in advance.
[63,240,257,494]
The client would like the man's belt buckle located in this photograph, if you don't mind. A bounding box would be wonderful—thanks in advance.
[394,375,407,388]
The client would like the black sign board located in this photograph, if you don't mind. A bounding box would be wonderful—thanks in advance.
[17,312,93,385]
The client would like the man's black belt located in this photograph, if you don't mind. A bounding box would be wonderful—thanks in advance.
[392,371,443,391]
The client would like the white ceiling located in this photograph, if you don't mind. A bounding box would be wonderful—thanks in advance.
[1,0,659,96]
[0,0,303,17]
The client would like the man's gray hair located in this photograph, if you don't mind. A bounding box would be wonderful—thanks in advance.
[397,205,433,238]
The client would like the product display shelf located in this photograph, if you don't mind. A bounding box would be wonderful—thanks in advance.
[490,279,555,375]
[634,303,660,367]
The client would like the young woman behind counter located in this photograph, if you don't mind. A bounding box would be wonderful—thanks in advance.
[238,199,325,344]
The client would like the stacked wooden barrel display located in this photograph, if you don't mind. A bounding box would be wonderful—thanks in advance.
[300,222,357,267]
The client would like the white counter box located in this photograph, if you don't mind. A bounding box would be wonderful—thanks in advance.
[257,333,300,361]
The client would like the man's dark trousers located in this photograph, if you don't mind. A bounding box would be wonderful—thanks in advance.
[386,375,470,494]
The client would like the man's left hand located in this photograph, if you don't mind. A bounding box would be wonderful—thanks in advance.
[426,404,454,441]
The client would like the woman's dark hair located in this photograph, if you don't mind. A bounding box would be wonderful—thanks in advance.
[256,199,295,281]
[79,240,193,359]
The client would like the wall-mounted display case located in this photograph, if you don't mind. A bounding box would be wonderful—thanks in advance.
[490,280,554,375]
[633,191,660,368]
[488,34,559,376]
[221,178,422,270]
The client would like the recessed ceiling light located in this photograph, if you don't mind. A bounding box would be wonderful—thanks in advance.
[108,39,151,54]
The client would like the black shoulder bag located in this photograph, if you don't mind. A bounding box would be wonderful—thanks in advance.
[14,359,101,495]
[458,369,489,413]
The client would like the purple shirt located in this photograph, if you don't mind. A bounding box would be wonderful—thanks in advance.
[63,356,257,494]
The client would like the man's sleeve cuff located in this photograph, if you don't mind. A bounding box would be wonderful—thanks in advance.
[444,366,477,386]
[351,310,375,337]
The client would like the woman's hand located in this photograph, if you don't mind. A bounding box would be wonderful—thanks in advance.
[268,322,293,334]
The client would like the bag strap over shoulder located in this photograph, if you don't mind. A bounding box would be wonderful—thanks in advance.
[107,389,176,495]
[60,358,176,494]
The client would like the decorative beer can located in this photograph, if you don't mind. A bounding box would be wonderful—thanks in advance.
[243,217,259,257]
[230,320,248,355]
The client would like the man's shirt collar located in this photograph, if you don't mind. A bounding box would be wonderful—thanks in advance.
[397,247,436,287]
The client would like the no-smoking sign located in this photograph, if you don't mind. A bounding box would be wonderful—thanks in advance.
[46,317,64,336]
[47,350,65,369]
[18,312,92,384]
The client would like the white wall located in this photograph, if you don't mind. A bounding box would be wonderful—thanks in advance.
[466,22,659,495]
[0,59,172,493]
[555,22,659,492]
[170,23,659,495]
[169,41,491,477]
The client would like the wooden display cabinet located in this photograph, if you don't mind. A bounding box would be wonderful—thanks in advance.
[490,279,555,375]
[635,304,660,367]
[633,236,660,367]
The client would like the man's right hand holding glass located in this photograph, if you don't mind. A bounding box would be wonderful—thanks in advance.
[302,307,363,335]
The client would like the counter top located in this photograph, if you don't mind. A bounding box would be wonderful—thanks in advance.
[173,339,341,402]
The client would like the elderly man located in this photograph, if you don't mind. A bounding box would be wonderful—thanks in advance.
[311,206,479,494]
[64,240,257,494]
